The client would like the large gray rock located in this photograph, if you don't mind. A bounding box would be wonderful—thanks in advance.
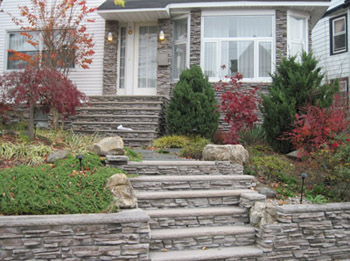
[255,183,277,198]
[89,136,124,156]
[105,174,137,209]
[250,201,276,227]
[203,144,249,165]
[47,150,69,163]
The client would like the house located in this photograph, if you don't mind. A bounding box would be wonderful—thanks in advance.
[0,0,330,145]
[312,0,350,102]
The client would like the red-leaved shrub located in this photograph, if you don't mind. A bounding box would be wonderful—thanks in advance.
[215,71,260,144]
[285,101,349,153]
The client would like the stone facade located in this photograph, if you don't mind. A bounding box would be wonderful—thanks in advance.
[275,9,288,66]
[0,209,150,261]
[190,10,201,67]
[102,20,119,95]
[257,203,350,260]
[157,19,172,97]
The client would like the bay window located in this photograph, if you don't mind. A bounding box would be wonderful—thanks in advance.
[202,13,274,81]
[172,16,189,80]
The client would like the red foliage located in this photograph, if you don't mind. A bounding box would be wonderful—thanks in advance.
[285,101,349,153]
[215,73,260,144]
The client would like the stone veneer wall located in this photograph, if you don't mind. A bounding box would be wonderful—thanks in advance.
[257,203,350,260]
[157,19,172,97]
[190,10,201,66]
[102,21,119,95]
[0,209,150,261]
[275,9,287,66]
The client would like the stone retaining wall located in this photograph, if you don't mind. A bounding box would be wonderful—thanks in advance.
[257,203,350,260]
[0,209,150,261]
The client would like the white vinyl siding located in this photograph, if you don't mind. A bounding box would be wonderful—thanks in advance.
[0,0,105,95]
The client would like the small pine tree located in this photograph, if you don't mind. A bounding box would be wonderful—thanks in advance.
[167,65,219,139]
[261,51,339,153]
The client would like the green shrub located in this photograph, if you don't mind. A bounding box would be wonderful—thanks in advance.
[239,125,266,146]
[152,135,190,148]
[166,65,219,139]
[261,52,338,153]
[0,153,123,215]
[180,136,210,160]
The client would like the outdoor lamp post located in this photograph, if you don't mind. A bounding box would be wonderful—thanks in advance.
[77,154,84,171]
[300,173,307,204]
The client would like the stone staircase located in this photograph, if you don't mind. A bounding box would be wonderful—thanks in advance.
[123,161,265,261]
[68,95,168,147]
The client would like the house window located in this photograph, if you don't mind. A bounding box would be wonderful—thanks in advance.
[172,16,189,80]
[119,27,126,89]
[288,14,308,58]
[202,14,274,80]
[7,32,38,70]
[330,15,347,55]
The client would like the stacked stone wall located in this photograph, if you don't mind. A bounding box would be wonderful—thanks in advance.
[257,203,350,260]
[0,209,150,261]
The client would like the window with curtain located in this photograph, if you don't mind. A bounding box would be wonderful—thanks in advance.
[202,15,273,80]
[330,15,347,55]
[7,32,38,70]
[172,17,188,80]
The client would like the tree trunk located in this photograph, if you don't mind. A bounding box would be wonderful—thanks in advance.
[52,108,59,131]
[28,100,35,140]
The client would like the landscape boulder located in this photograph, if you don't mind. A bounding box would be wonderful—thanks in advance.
[46,150,69,163]
[105,173,137,209]
[255,183,277,198]
[89,136,124,156]
[250,201,276,227]
[203,144,249,165]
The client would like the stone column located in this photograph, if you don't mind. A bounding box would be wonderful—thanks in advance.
[103,20,119,95]
[157,18,172,97]
[190,10,201,67]
[276,9,287,66]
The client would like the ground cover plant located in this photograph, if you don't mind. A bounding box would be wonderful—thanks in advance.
[0,153,123,215]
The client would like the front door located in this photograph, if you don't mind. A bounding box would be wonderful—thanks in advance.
[118,24,157,95]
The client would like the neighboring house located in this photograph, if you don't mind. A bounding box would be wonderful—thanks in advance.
[0,0,330,97]
[312,0,350,102]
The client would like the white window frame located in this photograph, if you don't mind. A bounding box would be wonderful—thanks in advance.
[171,14,190,81]
[330,14,347,55]
[200,10,275,83]
[287,10,309,58]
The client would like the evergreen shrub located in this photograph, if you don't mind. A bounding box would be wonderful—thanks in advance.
[261,52,338,153]
[166,65,219,139]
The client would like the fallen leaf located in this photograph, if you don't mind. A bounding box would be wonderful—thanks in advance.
[202,247,207,250]
[161,249,168,252]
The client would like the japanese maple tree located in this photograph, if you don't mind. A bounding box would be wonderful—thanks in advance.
[216,70,260,144]
[8,0,97,75]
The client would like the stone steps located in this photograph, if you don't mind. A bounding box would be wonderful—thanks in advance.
[71,114,159,123]
[123,161,244,176]
[75,107,162,116]
[88,95,165,103]
[150,246,263,261]
[83,101,163,109]
[72,121,159,132]
[150,225,256,251]
[130,175,255,191]
[135,189,255,209]
[146,207,248,229]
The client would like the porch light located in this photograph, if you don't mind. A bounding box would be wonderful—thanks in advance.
[107,32,113,42]
[159,30,165,41]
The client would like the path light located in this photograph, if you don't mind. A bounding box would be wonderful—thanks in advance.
[77,154,84,171]
[300,173,307,204]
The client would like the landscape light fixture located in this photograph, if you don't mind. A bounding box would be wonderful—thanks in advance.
[77,154,84,170]
[159,30,165,41]
[300,173,307,204]
[107,32,113,42]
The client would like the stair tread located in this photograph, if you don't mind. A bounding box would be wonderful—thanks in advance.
[151,225,255,239]
[136,189,255,199]
[127,161,219,166]
[76,115,159,118]
[72,121,158,125]
[150,246,263,261]
[130,175,254,182]
[145,206,246,217]
[73,129,158,133]
[88,101,163,104]
[77,107,162,110]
